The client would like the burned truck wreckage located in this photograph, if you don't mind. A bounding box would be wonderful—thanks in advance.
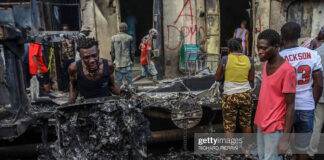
[0,3,262,159]
[1,55,261,159]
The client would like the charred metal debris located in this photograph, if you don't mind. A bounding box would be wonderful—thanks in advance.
[35,75,222,159]
[37,97,151,160]
[1,72,260,159]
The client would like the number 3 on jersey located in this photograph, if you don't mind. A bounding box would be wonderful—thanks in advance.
[297,65,311,85]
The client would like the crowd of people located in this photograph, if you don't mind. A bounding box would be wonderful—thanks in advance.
[28,23,159,98]
[217,23,324,160]
[27,21,324,160]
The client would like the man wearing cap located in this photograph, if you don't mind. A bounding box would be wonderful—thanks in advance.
[301,26,324,50]
[110,22,135,87]
[134,28,159,82]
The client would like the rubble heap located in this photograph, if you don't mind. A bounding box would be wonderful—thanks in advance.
[42,98,151,160]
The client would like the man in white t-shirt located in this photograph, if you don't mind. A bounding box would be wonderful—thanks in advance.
[280,22,323,160]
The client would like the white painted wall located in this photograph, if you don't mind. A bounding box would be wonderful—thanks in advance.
[311,1,324,37]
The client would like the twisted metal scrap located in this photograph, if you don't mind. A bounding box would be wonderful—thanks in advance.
[42,99,150,160]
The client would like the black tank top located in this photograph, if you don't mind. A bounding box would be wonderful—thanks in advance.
[76,59,111,99]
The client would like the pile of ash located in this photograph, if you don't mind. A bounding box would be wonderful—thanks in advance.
[39,98,151,160]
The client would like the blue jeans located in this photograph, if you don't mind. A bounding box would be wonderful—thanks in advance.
[257,127,283,160]
[141,62,158,76]
[115,66,132,87]
[293,110,314,151]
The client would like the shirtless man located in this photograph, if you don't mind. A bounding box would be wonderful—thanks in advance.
[68,38,120,103]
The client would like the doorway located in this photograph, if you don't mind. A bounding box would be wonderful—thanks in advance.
[119,0,153,59]
[219,0,252,55]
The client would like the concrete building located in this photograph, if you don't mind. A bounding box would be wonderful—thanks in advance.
[80,0,324,78]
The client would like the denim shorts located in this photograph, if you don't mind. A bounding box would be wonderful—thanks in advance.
[141,62,158,76]
[293,110,314,151]
[257,127,283,160]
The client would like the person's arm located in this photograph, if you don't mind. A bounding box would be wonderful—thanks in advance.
[245,31,250,56]
[233,29,237,38]
[32,56,43,74]
[108,61,120,95]
[312,71,323,105]
[278,93,295,154]
[146,40,153,62]
[248,63,255,82]
[130,37,135,62]
[310,40,317,50]
[68,62,78,103]
[110,39,115,62]
[215,57,224,81]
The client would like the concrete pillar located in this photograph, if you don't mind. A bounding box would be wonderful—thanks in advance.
[253,0,271,72]
[94,3,112,60]
[196,0,206,52]
[205,0,220,72]
[270,0,284,32]
[162,0,186,77]
[311,1,324,37]
[80,0,119,60]
[80,0,97,38]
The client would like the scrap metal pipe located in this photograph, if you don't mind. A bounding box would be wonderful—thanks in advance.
[149,124,223,143]
[0,143,52,158]
[143,109,170,119]
[0,143,38,157]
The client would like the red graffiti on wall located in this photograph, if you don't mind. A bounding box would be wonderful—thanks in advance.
[166,0,206,51]
[173,0,194,25]
[255,18,262,33]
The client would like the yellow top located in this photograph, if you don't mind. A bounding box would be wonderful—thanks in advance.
[224,54,251,83]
